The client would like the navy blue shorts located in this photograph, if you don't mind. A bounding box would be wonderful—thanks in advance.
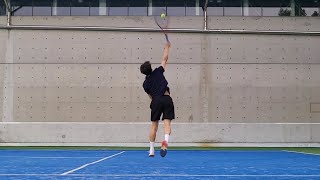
[150,95,175,121]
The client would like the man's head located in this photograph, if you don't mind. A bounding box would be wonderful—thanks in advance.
[140,61,152,75]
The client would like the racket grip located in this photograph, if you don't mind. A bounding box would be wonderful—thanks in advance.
[165,34,170,43]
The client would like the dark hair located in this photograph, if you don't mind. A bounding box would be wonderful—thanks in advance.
[140,61,152,76]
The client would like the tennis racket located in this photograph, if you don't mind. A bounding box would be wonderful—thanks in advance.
[154,2,170,43]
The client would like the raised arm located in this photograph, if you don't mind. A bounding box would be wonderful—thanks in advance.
[161,43,171,69]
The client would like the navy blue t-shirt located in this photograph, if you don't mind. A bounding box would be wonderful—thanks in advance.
[143,66,169,97]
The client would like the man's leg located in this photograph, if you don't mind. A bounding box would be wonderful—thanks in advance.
[149,121,159,157]
[160,119,171,157]
[164,119,171,142]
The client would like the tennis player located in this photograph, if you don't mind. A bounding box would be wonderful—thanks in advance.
[140,42,174,157]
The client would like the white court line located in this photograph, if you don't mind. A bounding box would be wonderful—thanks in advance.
[282,150,320,156]
[0,174,320,177]
[60,151,125,175]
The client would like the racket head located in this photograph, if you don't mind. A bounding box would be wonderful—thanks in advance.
[154,7,170,43]
[154,7,168,29]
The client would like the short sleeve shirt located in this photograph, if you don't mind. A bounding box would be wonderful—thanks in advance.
[143,66,169,97]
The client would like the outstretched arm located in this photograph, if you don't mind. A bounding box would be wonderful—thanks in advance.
[161,42,171,69]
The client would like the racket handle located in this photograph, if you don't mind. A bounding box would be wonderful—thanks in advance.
[165,34,170,43]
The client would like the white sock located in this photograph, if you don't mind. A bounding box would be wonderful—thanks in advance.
[149,142,155,154]
[165,134,170,143]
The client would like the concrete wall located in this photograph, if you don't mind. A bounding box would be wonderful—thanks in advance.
[0,16,320,146]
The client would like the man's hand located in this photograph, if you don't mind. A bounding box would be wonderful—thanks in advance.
[165,42,171,49]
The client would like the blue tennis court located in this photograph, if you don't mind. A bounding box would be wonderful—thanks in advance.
[0,149,320,180]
